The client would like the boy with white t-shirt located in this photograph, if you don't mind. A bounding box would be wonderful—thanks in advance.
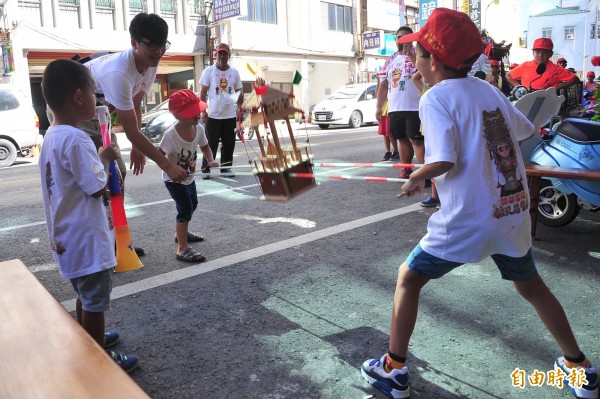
[40,59,139,373]
[361,8,597,399]
[159,90,219,262]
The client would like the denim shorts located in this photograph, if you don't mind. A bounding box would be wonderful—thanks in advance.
[406,244,538,281]
[70,268,113,312]
[165,181,198,222]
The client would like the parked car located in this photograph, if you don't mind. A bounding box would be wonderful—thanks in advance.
[141,96,254,144]
[0,84,42,167]
[311,83,378,129]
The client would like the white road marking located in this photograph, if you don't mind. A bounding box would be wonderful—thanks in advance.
[61,203,421,311]
[235,215,317,229]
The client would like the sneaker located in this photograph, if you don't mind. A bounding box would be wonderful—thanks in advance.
[420,196,440,208]
[382,152,392,161]
[398,168,412,179]
[391,151,400,161]
[554,357,598,399]
[221,168,235,178]
[103,331,120,349]
[108,350,139,374]
[361,354,410,399]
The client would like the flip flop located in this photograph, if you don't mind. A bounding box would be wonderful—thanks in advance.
[175,232,205,243]
[176,247,206,263]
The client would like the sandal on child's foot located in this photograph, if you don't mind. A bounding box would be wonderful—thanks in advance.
[175,232,205,243]
[176,247,206,263]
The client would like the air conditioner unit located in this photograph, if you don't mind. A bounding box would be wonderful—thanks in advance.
[566,33,575,39]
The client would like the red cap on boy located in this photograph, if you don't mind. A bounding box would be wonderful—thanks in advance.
[397,8,482,70]
[532,38,553,51]
[490,59,500,67]
[168,89,207,119]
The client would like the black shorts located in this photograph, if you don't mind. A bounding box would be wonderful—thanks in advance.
[389,111,422,140]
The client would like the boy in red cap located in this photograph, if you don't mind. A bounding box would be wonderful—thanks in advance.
[159,89,218,262]
[507,38,579,90]
[360,8,597,399]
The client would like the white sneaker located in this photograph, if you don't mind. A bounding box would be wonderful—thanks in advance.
[361,354,410,399]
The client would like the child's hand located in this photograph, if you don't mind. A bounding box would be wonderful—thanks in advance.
[98,145,118,162]
[207,161,219,168]
[401,178,424,197]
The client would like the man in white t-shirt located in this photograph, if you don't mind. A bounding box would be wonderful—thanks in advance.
[377,26,422,179]
[82,12,187,256]
[199,43,243,179]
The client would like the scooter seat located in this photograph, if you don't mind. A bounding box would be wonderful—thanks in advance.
[556,118,600,144]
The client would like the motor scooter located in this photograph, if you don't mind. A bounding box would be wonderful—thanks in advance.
[514,84,600,226]
[527,117,600,226]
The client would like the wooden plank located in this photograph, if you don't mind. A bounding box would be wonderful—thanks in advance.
[0,259,150,399]
[525,164,600,181]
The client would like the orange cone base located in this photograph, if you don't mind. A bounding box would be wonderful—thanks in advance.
[114,225,143,273]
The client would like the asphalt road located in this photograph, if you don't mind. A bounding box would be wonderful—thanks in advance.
[1,124,599,399]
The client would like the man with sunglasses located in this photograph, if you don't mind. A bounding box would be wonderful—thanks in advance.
[83,12,187,256]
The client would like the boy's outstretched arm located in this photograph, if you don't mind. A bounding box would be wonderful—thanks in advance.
[200,144,219,168]
[401,161,454,196]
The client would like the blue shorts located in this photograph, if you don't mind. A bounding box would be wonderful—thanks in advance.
[406,244,538,281]
[70,268,113,312]
[165,181,198,222]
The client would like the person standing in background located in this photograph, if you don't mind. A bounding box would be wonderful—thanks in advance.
[199,43,243,179]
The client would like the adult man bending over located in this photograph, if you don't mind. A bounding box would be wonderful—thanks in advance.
[84,12,187,255]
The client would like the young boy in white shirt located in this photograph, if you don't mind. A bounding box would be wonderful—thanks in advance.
[158,89,218,262]
[361,8,597,399]
[40,59,139,373]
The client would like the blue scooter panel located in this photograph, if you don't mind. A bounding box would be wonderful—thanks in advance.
[529,118,600,207]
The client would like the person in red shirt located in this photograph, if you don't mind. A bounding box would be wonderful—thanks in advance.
[506,38,579,90]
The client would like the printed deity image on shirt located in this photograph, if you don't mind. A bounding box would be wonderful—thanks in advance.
[482,108,529,219]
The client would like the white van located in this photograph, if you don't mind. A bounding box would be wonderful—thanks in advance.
[311,83,378,129]
[0,84,41,167]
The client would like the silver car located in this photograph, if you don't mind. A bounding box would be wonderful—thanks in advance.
[0,85,41,167]
[311,83,378,129]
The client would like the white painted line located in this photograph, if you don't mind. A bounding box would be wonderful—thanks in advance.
[61,203,421,311]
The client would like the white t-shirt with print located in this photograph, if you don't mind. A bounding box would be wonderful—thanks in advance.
[86,48,156,111]
[159,123,209,185]
[380,54,420,112]
[39,125,116,279]
[419,77,535,263]
[199,64,243,119]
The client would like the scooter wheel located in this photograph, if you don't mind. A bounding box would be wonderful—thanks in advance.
[537,179,580,227]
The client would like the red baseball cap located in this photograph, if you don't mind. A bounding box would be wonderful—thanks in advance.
[532,38,553,51]
[168,89,207,119]
[587,71,596,78]
[557,57,566,63]
[215,43,230,54]
[490,59,500,67]
[397,8,481,70]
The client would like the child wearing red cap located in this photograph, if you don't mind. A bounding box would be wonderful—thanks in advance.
[361,8,597,399]
[159,89,219,262]
[507,38,579,90]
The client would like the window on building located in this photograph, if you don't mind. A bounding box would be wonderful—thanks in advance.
[322,2,352,33]
[160,0,176,14]
[591,23,600,39]
[243,0,277,24]
[129,0,147,12]
[58,0,78,5]
[95,0,114,8]
[541,28,552,39]
[188,0,202,16]
[17,0,42,25]
[564,26,575,40]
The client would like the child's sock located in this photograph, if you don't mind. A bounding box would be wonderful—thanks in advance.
[564,352,591,368]
[384,352,406,372]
